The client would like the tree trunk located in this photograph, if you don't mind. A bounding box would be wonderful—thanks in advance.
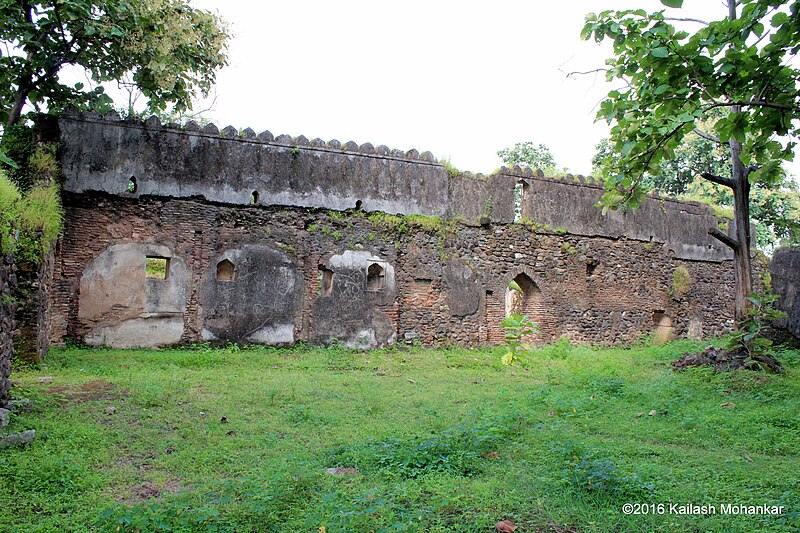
[6,89,29,129]
[726,1,753,325]
[729,134,753,324]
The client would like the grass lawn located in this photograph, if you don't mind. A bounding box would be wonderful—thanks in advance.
[1,340,799,532]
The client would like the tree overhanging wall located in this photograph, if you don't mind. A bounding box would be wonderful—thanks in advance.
[50,112,747,349]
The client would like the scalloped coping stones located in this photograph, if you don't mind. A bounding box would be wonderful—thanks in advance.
[221,125,238,138]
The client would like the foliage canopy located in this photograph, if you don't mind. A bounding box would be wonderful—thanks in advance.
[0,0,230,128]
[497,142,558,175]
[583,0,800,212]
[582,0,800,325]
[0,171,61,262]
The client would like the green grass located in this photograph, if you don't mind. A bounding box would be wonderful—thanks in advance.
[2,341,799,532]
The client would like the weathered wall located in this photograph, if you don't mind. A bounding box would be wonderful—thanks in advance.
[770,247,800,340]
[0,251,13,408]
[515,172,733,262]
[58,111,513,224]
[50,193,736,349]
[201,245,300,345]
[47,113,746,350]
[77,243,187,348]
[11,252,53,363]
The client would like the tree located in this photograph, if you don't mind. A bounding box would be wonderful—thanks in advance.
[582,0,800,329]
[497,141,558,175]
[593,133,800,249]
[0,0,230,129]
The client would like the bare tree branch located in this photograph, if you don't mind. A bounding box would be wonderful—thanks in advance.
[709,227,739,250]
[664,17,709,25]
[563,68,609,79]
[694,128,722,144]
[704,100,797,112]
[701,172,735,188]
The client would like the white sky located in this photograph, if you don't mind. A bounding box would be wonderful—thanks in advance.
[181,1,795,177]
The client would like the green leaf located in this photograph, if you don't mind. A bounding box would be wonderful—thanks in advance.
[650,47,670,58]
[660,0,683,7]
[0,150,18,169]
[621,141,636,156]
[653,84,670,95]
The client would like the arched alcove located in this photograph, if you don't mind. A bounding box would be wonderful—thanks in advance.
[505,273,542,317]
[216,259,235,282]
[318,266,333,296]
[366,263,385,291]
[652,310,674,343]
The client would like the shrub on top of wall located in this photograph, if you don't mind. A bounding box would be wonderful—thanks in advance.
[670,265,692,299]
[0,171,62,263]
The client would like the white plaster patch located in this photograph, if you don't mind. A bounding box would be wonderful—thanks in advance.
[346,329,377,350]
[247,323,295,345]
[327,250,395,292]
[84,317,184,348]
[201,328,219,341]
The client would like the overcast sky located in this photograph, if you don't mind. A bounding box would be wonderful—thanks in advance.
[185,1,791,177]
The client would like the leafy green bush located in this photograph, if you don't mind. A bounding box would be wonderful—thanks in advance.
[726,291,788,371]
[0,171,62,261]
[96,497,225,533]
[566,454,653,496]
[500,313,537,366]
[329,419,514,480]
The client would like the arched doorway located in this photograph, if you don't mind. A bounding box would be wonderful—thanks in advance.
[505,273,542,317]
[504,273,544,341]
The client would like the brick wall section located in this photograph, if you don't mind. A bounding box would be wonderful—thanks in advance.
[770,247,800,340]
[0,252,14,408]
[10,251,53,364]
[51,192,739,348]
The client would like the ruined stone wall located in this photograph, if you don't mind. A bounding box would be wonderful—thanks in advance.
[58,111,514,224]
[0,251,14,408]
[514,172,733,262]
[11,252,53,364]
[50,192,735,349]
[48,113,743,349]
[770,247,800,340]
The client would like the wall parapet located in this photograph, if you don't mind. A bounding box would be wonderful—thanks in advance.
[505,168,734,262]
[59,111,514,223]
[59,112,729,261]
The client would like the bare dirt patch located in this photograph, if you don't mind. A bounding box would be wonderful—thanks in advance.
[46,379,117,402]
[122,480,184,504]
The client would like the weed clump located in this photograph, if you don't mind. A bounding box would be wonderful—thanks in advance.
[328,418,517,479]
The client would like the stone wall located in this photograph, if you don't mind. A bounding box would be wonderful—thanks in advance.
[770,247,800,340]
[11,251,53,363]
[58,111,514,224]
[50,192,736,349]
[47,113,745,349]
[514,172,733,262]
[1,251,14,408]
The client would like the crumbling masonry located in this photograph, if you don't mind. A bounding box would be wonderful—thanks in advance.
[46,111,747,350]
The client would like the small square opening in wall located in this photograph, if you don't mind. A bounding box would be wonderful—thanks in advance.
[145,256,170,280]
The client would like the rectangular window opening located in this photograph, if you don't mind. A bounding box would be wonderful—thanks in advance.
[319,267,333,296]
[146,256,170,280]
